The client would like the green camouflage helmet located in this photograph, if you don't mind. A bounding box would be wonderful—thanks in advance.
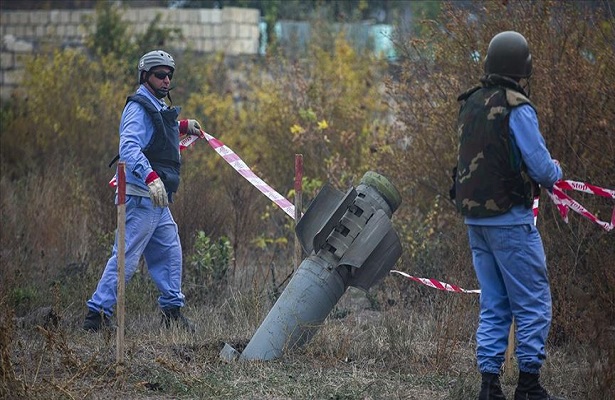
[484,31,532,79]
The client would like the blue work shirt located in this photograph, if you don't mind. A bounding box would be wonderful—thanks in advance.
[465,104,563,226]
[116,85,175,197]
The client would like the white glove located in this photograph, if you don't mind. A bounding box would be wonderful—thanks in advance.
[147,177,168,208]
[179,119,204,138]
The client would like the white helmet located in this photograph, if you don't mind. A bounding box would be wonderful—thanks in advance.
[137,50,175,84]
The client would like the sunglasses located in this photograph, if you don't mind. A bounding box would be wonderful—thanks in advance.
[152,71,173,80]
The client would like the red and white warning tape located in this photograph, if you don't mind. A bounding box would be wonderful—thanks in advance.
[112,133,614,293]
[111,132,296,218]
[394,180,614,293]
[549,180,615,232]
[197,132,296,219]
[390,270,481,293]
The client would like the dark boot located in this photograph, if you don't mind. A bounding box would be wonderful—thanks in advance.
[479,372,507,400]
[161,307,196,333]
[83,309,111,332]
[514,372,565,400]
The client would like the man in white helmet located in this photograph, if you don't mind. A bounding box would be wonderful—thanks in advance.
[83,50,203,332]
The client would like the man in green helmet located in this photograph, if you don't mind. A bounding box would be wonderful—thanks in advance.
[454,32,565,400]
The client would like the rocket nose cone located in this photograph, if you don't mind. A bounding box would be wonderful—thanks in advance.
[360,171,402,213]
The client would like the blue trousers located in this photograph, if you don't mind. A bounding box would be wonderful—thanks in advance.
[468,224,552,375]
[87,195,185,317]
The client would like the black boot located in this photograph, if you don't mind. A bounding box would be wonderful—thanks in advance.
[83,309,111,332]
[161,307,196,333]
[514,372,565,400]
[479,372,507,400]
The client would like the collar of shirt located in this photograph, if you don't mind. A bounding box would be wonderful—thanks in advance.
[137,85,168,111]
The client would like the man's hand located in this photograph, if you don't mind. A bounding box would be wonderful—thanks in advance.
[146,172,168,207]
[179,119,204,138]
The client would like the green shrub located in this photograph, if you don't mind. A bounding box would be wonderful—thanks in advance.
[184,231,232,302]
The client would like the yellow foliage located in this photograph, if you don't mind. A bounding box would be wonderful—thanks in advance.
[290,124,305,135]
[2,50,129,179]
[181,31,387,194]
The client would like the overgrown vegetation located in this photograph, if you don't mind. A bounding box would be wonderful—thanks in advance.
[1,1,613,399]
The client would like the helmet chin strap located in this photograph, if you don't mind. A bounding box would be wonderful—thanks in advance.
[145,76,173,102]
[166,86,174,104]
[154,87,171,100]
[522,78,531,98]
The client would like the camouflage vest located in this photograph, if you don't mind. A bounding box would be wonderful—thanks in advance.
[455,84,538,217]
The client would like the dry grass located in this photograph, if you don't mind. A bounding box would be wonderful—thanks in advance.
[0,284,600,400]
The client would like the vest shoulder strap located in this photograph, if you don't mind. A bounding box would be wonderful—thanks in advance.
[505,88,534,108]
[108,94,164,167]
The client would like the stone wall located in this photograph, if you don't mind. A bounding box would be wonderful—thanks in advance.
[0,7,261,100]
